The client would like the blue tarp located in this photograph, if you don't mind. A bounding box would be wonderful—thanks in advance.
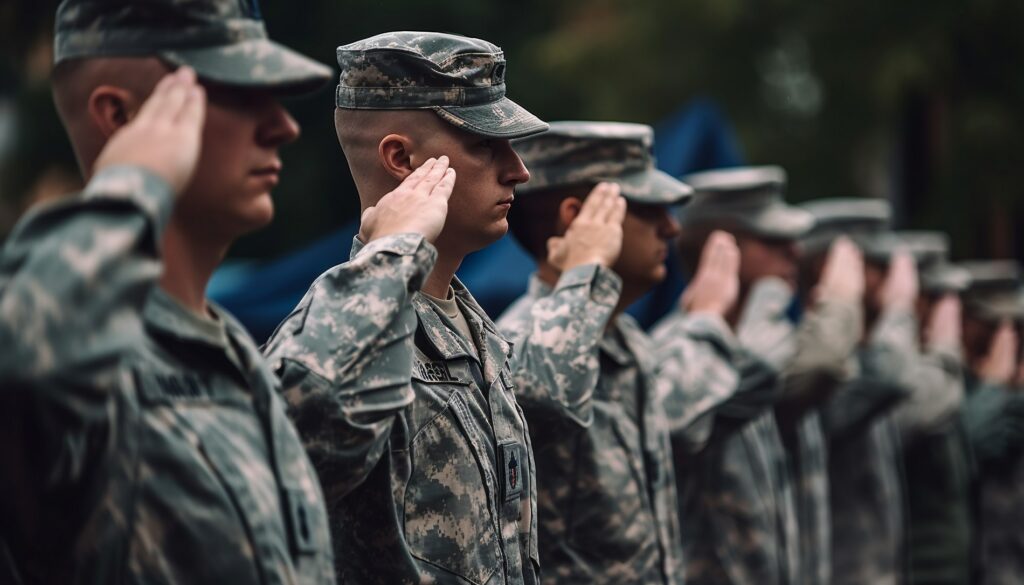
[209,98,745,342]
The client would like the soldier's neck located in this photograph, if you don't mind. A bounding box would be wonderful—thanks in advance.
[159,219,229,317]
[422,249,464,299]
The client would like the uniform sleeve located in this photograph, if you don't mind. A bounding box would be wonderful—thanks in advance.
[262,233,436,502]
[0,165,174,376]
[652,312,739,441]
[892,337,966,444]
[773,298,862,432]
[499,264,621,429]
[0,166,174,552]
[961,380,1024,465]
[821,307,916,441]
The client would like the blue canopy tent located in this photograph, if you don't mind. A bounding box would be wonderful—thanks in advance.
[210,98,745,342]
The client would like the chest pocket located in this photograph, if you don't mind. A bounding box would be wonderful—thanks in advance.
[404,388,502,585]
[131,369,294,582]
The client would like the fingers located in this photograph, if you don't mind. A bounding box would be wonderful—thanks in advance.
[413,155,449,195]
[578,182,610,222]
[398,157,439,193]
[136,67,192,124]
[607,190,627,225]
[430,168,457,200]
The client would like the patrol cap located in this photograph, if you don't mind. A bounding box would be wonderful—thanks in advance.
[335,31,548,139]
[512,121,693,205]
[54,0,333,94]
[959,260,1024,321]
[897,231,971,294]
[679,166,814,239]
[800,198,892,261]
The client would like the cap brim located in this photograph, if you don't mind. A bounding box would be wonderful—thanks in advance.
[434,96,548,139]
[615,168,693,206]
[683,203,815,240]
[922,265,972,294]
[161,38,333,95]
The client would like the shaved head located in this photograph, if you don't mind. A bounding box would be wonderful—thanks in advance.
[334,108,449,209]
[52,57,169,177]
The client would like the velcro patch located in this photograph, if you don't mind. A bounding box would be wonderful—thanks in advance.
[499,442,525,502]
[414,360,459,383]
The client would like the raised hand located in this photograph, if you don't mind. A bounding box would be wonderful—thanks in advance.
[94,66,206,196]
[979,320,1019,385]
[359,156,456,244]
[546,182,626,271]
[924,294,962,349]
[879,250,920,311]
[814,236,865,304]
[682,230,740,317]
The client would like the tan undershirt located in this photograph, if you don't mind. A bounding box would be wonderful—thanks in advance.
[423,286,478,357]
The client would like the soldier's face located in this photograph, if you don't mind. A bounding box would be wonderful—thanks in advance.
[176,83,300,237]
[737,235,800,290]
[613,203,681,289]
[413,118,530,255]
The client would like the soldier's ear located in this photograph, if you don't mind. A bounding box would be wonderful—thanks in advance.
[378,134,416,180]
[555,196,584,234]
[88,85,139,138]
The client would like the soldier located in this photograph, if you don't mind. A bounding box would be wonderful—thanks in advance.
[499,121,744,584]
[797,203,964,585]
[666,167,864,585]
[262,32,547,584]
[956,261,1024,585]
[0,1,449,583]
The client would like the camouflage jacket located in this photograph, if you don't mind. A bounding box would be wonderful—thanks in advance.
[264,237,538,585]
[651,285,797,585]
[0,166,335,584]
[822,308,917,585]
[738,278,863,585]
[500,265,728,585]
[962,376,1024,585]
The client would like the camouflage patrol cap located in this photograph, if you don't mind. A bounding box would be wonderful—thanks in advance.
[800,198,892,260]
[335,31,548,138]
[959,260,1024,321]
[679,166,814,239]
[511,121,692,205]
[896,231,971,294]
[54,0,332,94]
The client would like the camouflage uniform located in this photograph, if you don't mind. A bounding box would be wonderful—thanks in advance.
[0,2,336,582]
[799,199,913,585]
[0,166,336,584]
[956,263,1024,585]
[502,122,713,584]
[665,166,862,585]
[263,32,548,584]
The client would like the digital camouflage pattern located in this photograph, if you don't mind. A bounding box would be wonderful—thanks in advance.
[821,307,919,585]
[54,0,332,93]
[498,264,742,584]
[511,121,693,204]
[967,377,1024,585]
[0,166,335,584]
[738,278,863,585]
[651,282,798,585]
[335,31,548,138]
[265,236,539,585]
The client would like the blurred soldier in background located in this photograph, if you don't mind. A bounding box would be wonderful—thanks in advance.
[956,261,1024,585]
[666,166,864,585]
[263,31,549,584]
[502,121,744,584]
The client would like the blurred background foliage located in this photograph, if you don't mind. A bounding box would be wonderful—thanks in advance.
[1,0,1022,261]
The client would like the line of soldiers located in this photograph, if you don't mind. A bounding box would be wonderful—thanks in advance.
[1,1,1023,584]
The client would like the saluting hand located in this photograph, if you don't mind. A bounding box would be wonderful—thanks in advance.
[814,236,865,303]
[546,182,626,271]
[94,66,206,196]
[360,156,456,244]
[879,250,920,311]
[682,230,740,317]
[979,320,1018,385]
[924,294,962,350]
